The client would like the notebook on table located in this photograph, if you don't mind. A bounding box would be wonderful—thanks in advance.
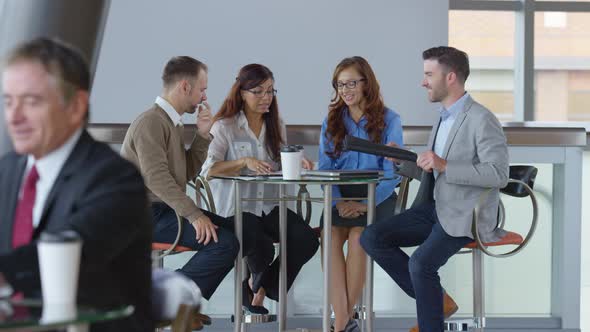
[304,169,383,178]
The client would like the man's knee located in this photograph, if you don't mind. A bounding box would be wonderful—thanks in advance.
[408,254,436,279]
[360,225,377,253]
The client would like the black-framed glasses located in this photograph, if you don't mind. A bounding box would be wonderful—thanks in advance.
[335,79,366,90]
[245,89,277,98]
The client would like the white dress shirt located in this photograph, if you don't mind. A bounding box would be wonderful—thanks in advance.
[433,93,469,178]
[23,128,83,228]
[200,111,287,217]
[155,96,183,127]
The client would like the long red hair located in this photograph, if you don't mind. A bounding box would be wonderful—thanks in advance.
[214,64,283,161]
[325,56,386,158]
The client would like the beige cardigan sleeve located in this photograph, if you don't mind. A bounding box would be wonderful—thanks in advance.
[133,118,204,222]
[186,133,212,181]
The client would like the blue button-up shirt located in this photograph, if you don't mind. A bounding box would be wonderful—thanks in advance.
[318,107,403,206]
[433,93,469,178]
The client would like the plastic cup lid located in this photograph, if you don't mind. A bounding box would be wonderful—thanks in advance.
[280,145,303,152]
[39,230,81,243]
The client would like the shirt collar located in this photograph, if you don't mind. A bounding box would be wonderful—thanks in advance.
[155,96,183,126]
[343,107,367,124]
[237,111,248,129]
[439,92,469,120]
[237,110,267,140]
[28,127,83,182]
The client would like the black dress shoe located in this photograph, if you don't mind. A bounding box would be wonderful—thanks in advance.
[242,279,269,314]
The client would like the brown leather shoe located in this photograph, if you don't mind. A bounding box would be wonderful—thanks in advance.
[409,292,458,332]
[194,312,212,326]
[190,317,204,331]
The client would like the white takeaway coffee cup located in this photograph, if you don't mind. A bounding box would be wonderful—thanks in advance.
[280,145,303,180]
[37,230,82,307]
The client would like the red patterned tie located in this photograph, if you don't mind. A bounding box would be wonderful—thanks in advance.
[12,165,39,249]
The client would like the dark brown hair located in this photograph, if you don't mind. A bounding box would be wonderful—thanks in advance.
[422,46,470,84]
[162,56,207,88]
[4,37,89,102]
[325,56,385,157]
[214,64,283,161]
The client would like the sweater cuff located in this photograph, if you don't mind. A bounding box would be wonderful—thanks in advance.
[186,209,205,223]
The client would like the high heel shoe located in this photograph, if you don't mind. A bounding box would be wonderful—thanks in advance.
[242,279,269,314]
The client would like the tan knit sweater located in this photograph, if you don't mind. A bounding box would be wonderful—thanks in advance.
[121,105,211,222]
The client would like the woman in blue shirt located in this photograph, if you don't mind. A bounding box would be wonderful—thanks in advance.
[318,56,403,332]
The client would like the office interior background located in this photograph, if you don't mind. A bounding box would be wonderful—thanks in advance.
[0,0,588,331]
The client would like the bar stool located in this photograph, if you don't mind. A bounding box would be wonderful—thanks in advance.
[445,165,539,331]
[152,175,217,268]
[152,177,210,331]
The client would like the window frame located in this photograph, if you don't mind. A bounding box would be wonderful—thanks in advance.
[449,0,590,120]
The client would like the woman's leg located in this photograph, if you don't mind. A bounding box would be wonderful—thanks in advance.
[229,212,274,307]
[345,226,367,317]
[322,226,350,332]
[255,207,319,301]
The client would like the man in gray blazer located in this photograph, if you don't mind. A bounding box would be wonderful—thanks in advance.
[360,46,509,332]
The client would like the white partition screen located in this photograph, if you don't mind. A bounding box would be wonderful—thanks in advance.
[91,0,448,126]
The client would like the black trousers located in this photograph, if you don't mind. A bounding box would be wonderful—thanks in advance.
[151,202,273,300]
[251,206,320,301]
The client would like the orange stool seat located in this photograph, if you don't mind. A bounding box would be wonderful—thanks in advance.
[464,231,523,249]
[152,243,193,252]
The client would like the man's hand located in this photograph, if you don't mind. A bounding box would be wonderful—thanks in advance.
[336,201,366,219]
[196,101,213,139]
[416,150,447,173]
[191,214,219,245]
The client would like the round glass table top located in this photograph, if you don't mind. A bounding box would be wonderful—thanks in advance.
[0,299,134,329]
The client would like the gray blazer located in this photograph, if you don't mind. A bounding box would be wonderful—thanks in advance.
[399,95,509,242]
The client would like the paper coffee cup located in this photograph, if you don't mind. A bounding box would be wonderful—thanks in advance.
[41,302,77,323]
[280,145,303,180]
[37,231,82,305]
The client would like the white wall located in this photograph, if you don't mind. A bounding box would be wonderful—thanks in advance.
[91,0,448,126]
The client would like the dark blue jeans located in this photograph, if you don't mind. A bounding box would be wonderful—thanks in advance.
[152,202,273,300]
[360,202,472,332]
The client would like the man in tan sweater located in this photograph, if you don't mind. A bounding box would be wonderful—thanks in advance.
[121,57,273,316]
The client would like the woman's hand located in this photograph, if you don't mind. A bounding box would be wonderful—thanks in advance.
[302,157,313,170]
[243,157,273,174]
[346,201,367,213]
[336,201,365,219]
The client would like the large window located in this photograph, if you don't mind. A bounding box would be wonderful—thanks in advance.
[534,12,590,121]
[450,0,590,122]
[449,10,516,120]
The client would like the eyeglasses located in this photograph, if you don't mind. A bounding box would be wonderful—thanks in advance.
[335,79,366,90]
[245,89,277,98]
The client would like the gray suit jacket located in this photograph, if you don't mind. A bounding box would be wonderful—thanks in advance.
[400,95,509,242]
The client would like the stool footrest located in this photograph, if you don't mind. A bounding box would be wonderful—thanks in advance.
[231,313,277,324]
[444,318,484,331]
[351,306,374,320]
